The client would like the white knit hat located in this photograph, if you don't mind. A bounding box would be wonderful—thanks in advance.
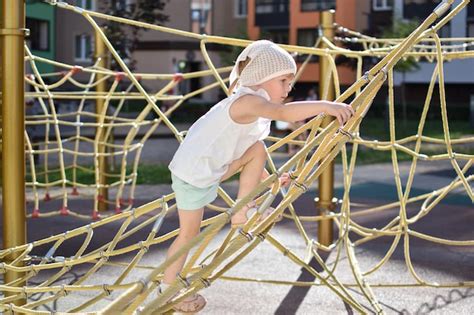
[229,40,296,89]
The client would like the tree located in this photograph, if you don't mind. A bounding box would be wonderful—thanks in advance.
[100,0,169,70]
[381,18,420,124]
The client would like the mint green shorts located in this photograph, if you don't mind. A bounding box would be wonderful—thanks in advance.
[171,173,219,210]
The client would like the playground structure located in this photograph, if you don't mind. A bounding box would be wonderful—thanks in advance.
[0,0,473,313]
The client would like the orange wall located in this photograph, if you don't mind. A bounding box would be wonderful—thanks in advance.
[247,0,260,39]
[248,0,358,85]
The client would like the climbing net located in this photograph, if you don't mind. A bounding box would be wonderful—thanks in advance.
[1,0,473,313]
[23,41,232,219]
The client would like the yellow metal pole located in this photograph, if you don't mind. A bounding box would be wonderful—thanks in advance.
[0,2,2,186]
[317,10,336,246]
[95,28,109,211]
[1,0,26,302]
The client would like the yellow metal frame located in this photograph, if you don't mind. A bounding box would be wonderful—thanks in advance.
[318,10,336,246]
[1,0,26,304]
[1,0,473,313]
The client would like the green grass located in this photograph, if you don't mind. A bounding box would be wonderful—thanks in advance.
[336,145,474,165]
[27,145,474,186]
[336,148,415,165]
[27,164,172,185]
[27,164,239,186]
[358,118,472,140]
[348,118,474,164]
[26,119,472,185]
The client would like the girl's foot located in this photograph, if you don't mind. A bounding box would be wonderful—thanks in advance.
[172,293,207,313]
[231,201,282,228]
[158,284,207,313]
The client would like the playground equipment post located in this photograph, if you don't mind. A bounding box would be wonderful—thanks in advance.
[1,0,26,303]
[318,9,336,246]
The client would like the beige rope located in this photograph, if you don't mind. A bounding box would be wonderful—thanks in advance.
[1,0,473,313]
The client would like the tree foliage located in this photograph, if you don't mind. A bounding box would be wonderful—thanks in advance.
[381,18,420,73]
[100,0,169,70]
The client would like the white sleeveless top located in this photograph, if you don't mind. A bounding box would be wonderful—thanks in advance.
[169,86,271,188]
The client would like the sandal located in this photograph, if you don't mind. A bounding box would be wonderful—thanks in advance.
[231,205,282,229]
[158,286,207,313]
[171,293,207,313]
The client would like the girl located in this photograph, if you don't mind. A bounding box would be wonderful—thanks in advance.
[162,40,354,312]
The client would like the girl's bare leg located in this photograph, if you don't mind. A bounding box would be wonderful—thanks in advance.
[220,141,267,224]
[163,208,204,284]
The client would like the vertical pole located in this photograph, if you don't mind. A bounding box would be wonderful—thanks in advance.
[0,3,3,186]
[317,10,336,246]
[1,0,26,302]
[95,28,108,211]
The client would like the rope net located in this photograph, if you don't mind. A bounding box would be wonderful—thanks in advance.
[0,0,473,313]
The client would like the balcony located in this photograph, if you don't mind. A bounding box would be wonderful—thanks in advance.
[301,0,336,12]
[255,0,289,28]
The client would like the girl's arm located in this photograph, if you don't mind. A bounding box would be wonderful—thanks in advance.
[231,95,354,126]
[282,100,354,125]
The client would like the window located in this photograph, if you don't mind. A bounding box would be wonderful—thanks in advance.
[76,0,94,10]
[235,0,247,18]
[26,18,49,51]
[191,0,212,34]
[256,0,288,14]
[373,0,393,11]
[297,29,319,62]
[301,0,336,12]
[297,29,318,47]
[75,34,92,61]
[265,29,289,44]
[468,22,474,37]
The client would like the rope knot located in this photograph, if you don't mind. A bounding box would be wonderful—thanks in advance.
[293,181,308,193]
[337,128,353,140]
[238,229,254,242]
[177,273,190,288]
[103,284,112,296]
[199,278,211,288]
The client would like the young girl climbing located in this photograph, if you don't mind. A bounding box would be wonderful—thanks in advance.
[161,40,354,312]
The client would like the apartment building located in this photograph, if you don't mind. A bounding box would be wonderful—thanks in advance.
[246,0,370,99]
[368,0,474,117]
[55,0,96,82]
[133,0,247,102]
[54,0,247,104]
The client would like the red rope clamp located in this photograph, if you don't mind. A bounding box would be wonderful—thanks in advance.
[173,73,184,83]
[59,206,69,216]
[115,72,126,82]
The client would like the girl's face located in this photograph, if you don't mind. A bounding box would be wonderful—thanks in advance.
[258,74,294,103]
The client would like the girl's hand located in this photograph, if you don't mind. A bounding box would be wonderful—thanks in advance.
[279,172,291,188]
[324,102,355,126]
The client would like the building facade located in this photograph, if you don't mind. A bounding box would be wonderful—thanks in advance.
[48,0,474,114]
[55,0,96,83]
[246,0,370,99]
[53,0,247,104]
[133,0,247,103]
[367,0,474,117]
